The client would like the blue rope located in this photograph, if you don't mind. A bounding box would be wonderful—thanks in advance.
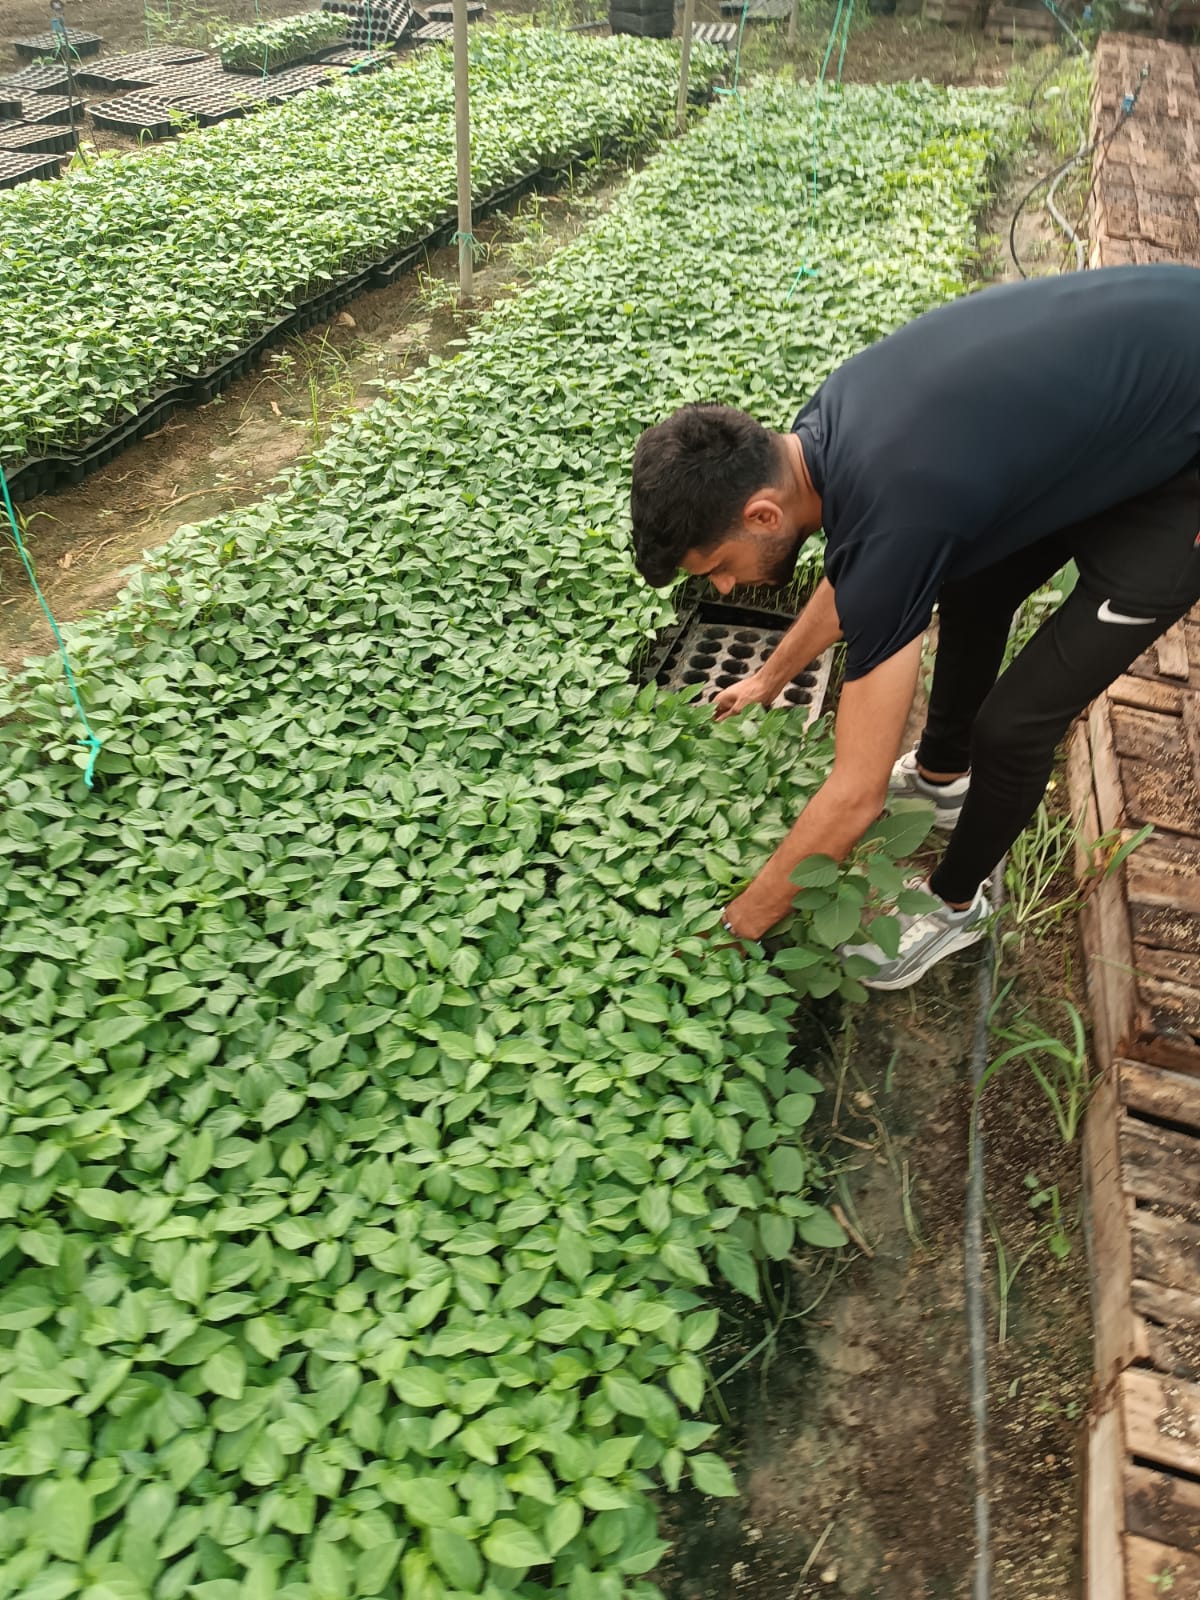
[0,463,102,788]
[713,3,755,151]
[787,0,855,299]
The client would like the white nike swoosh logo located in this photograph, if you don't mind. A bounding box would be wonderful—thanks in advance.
[1097,599,1157,626]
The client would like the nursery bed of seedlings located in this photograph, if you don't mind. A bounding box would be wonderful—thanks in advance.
[214,11,350,72]
[0,79,1010,1600]
[0,29,720,488]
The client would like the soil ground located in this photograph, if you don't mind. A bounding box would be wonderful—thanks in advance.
[0,10,1097,1596]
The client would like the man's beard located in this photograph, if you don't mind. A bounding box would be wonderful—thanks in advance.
[760,531,804,589]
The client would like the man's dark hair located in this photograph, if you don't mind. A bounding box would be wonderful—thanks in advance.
[630,404,779,587]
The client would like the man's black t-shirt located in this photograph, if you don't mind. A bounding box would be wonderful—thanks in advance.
[791,264,1200,680]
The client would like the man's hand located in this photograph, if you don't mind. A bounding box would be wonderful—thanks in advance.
[720,885,793,942]
[712,671,776,722]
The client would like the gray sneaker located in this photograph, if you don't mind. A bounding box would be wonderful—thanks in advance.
[888,749,969,831]
[849,880,992,991]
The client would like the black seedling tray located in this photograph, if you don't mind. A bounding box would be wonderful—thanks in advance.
[0,148,59,188]
[0,120,77,156]
[76,47,207,90]
[1,65,72,94]
[322,47,394,70]
[90,94,181,139]
[421,0,484,17]
[649,600,834,726]
[412,20,454,41]
[22,95,86,125]
[0,97,21,119]
[13,28,103,57]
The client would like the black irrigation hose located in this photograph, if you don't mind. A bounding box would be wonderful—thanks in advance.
[1008,139,1098,278]
[1008,67,1148,280]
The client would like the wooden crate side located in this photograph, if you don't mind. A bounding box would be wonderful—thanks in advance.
[1124,1463,1200,1559]
[1118,1059,1200,1126]
[1086,1076,1141,1386]
[1125,1533,1200,1595]
[1087,1399,1127,1600]
[1122,1369,1200,1479]
[1131,1211,1200,1303]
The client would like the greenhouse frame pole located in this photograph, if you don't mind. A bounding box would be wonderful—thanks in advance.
[453,0,473,301]
[676,0,697,134]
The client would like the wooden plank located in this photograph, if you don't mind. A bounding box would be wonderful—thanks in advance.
[1183,690,1200,812]
[1137,978,1200,1054]
[1090,695,1130,837]
[1112,705,1181,767]
[1156,622,1191,681]
[1120,1118,1200,1212]
[1068,719,1103,882]
[1119,1059,1200,1127]
[1126,1534,1200,1595]
[1122,1369,1200,1478]
[1126,836,1200,917]
[1132,1211,1200,1298]
[1136,945,1200,991]
[1125,1462,1200,1554]
[1133,1276,1200,1337]
[1110,673,1184,716]
[1131,903,1200,956]
[1086,1400,1126,1600]
[1143,1306,1200,1384]
[1088,1076,1142,1385]
[1089,867,1138,1067]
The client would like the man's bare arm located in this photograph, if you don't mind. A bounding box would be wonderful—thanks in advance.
[720,636,922,938]
[713,579,843,721]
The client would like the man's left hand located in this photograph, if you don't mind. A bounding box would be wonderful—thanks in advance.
[720,885,793,943]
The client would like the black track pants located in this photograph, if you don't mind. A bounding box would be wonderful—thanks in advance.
[919,467,1200,905]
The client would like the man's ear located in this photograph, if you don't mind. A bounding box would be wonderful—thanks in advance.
[742,489,786,533]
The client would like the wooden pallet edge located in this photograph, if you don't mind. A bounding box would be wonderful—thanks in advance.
[1123,1368,1200,1480]
[1086,1075,1145,1386]
[1087,1397,1127,1600]
[1118,1056,1200,1125]
[1126,1534,1200,1596]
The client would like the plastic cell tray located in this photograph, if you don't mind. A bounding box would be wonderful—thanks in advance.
[0,120,77,156]
[0,148,59,188]
[1,65,72,95]
[421,1,484,17]
[321,47,394,70]
[653,601,834,725]
[90,94,182,139]
[0,97,21,119]
[13,28,103,58]
[21,94,86,125]
[412,20,454,41]
[76,47,208,91]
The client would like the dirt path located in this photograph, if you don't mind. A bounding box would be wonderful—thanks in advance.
[656,935,1092,1600]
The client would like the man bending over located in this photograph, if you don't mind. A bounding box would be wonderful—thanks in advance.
[630,264,1200,989]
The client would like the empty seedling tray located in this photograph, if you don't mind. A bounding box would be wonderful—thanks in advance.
[21,94,86,125]
[90,94,182,138]
[77,46,208,89]
[13,28,103,57]
[0,96,21,119]
[0,148,59,187]
[654,601,834,725]
[1,65,72,95]
[0,120,76,156]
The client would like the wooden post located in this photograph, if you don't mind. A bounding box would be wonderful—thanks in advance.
[676,0,696,134]
[787,0,801,47]
[453,0,472,302]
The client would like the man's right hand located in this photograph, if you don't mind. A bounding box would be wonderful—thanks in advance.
[712,671,778,722]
